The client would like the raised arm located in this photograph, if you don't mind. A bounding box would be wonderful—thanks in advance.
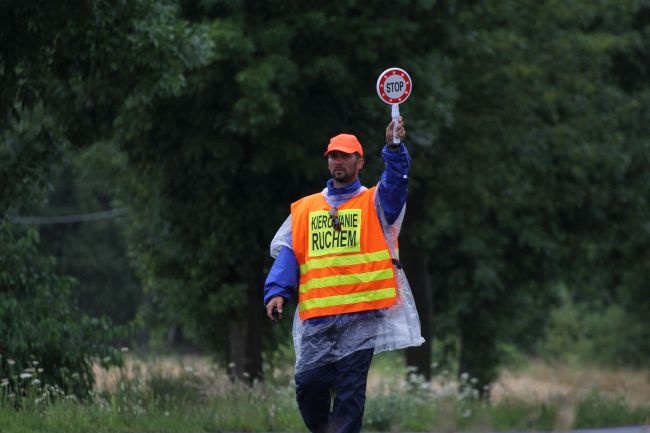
[377,117,411,225]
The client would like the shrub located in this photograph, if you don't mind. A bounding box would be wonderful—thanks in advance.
[574,392,650,428]
[0,222,122,399]
[538,288,650,367]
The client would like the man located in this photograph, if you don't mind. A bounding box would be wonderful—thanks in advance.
[264,117,423,433]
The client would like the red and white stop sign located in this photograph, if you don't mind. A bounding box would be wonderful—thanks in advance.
[376,68,412,104]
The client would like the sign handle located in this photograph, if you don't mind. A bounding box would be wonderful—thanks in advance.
[391,104,400,144]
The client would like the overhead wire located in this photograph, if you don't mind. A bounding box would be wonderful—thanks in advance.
[8,208,128,225]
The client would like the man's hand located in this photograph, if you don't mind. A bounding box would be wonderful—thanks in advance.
[386,116,406,145]
[266,296,284,321]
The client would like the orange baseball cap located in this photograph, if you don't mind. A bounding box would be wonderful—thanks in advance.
[324,134,364,157]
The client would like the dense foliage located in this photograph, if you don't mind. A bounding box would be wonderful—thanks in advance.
[0,223,122,397]
[1,0,649,391]
[1,0,211,390]
[420,0,650,386]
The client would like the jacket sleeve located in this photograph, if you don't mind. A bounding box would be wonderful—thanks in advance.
[377,143,412,225]
[263,245,299,305]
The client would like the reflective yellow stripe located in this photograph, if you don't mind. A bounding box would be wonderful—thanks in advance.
[299,268,394,294]
[299,250,391,273]
[300,288,396,312]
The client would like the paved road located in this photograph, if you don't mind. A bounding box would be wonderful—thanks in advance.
[398,426,650,433]
[568,427,649,433]
[461,426,650,433]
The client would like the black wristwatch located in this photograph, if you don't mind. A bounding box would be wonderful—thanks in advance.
[388,143,400,151]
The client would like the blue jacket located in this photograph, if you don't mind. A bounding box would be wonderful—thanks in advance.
[264,143,412,305]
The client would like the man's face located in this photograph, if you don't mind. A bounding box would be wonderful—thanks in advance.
[327,151,364,186]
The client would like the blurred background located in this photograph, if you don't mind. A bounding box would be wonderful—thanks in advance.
[1,0,649,429]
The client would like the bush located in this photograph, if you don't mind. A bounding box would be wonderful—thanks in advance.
[0,222,122,399]
[537,288,650,367]
[574,392,650,428]
[583,305,650,367]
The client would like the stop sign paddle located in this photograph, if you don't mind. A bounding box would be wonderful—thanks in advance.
[376,67,412,144]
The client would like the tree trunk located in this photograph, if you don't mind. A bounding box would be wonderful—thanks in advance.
[401,189,433,380]
[401,235,433,380]
[228,254,264,383]
[243,254,263,382]
[228,325,246,379]
[458,308,499,398]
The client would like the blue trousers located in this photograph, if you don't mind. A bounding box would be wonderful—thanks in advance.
[295,348,374,433]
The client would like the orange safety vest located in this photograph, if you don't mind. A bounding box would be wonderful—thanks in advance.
[291,187,397,320]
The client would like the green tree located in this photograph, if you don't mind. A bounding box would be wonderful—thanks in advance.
[420,0,650,390]
[5,0,649,392]
[1,0,213,388]
[117,0,450,380]
[31,150,141,326]
[1,0,214,212]
[0,223,122,397]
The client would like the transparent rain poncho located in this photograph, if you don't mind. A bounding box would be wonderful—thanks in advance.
[270,185,425,375]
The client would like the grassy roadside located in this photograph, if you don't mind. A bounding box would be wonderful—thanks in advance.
[1,353,648,433]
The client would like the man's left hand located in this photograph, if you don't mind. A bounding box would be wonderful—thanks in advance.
[386,117,406,145]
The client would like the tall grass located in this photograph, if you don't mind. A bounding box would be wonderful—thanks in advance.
[1,353,649,433]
